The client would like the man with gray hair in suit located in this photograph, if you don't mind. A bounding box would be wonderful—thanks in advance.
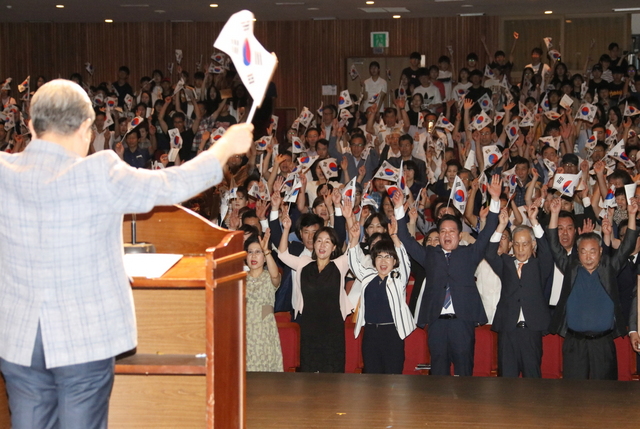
[0,79,253,428]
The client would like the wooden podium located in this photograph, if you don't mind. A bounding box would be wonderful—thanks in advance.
[110,205,246,428]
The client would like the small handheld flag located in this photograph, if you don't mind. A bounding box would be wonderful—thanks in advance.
[482,145,502,170]
[168,128,183,162]
[338,90,352,109]
[552,173,581,197]
[213,10,278,123]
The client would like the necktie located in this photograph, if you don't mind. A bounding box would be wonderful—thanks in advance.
[443,253,452,309]
[517,262,524,279]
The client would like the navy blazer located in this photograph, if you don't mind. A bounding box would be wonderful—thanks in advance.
[485,229,554,332]
[398,207,499,327]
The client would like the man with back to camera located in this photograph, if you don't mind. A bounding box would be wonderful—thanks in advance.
[0,79,253,428]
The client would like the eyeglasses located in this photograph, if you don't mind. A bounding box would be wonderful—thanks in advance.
[479,131,491,136]
[376,254,393,260]
[351,143,364,147]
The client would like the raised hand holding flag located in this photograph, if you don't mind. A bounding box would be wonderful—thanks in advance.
[338,90,352,109]
[482,145,502,170]
[167,128,183,162]
[436,114,455,132]
[603,185,617,208]
[213,10,278,123]
[448,175,468,213]
[552,173,581,197]
[17,76,29,93]
[624,102,640,117]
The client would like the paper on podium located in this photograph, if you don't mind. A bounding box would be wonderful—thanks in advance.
[123,253,183,279]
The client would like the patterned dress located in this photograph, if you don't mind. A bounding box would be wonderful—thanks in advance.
[246,270,283,372]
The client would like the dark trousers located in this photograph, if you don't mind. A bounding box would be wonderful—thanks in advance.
[428,317,475,376]
[0,324,115,429]
[562,330,617,380]
[362,323,405,374]
[498,327,542,378]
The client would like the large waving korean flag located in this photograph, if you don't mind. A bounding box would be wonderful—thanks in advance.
[214,10,278,108]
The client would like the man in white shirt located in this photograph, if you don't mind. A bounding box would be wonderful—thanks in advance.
[525,47,551,78]
[413,69,442,113]
[361,61,388,113]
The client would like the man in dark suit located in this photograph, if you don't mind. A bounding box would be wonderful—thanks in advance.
[393,175,503,376]
[548,197,639,380]
[387,134,427,184]
[486,203,554,377]
[603,219,640,326]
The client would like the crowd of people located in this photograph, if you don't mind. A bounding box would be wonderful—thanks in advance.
[3,35,640,380]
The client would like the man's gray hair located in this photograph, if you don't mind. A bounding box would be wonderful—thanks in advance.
[512,225,537,248]
[30,79,95,137]
[576,231,602,248]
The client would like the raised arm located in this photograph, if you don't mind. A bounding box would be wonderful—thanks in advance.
[546,197,571,274]
[190,93,203,134]
[470,174,502,264]
[158,96,172,134]
[392,189,428,268]
[611,198,639,272]
[260,229,281,288]
[278,212,293,255]
[485,208,509,276]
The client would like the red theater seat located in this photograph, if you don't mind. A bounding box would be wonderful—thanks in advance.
[615,335,635,381]
[345,318,363,373]
[274,312,291,323]
[473,325,497,377]
[277,321,300,372]
[541,334,563,379]
[403,326,429,375]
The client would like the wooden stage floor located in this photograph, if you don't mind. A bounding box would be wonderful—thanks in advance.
[247,373,640,428]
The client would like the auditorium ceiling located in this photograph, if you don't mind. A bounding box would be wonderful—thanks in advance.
[1,0,638,22]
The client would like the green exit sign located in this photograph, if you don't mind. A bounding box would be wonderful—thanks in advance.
[370,32,389,48]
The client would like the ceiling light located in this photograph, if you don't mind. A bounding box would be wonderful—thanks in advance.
[461,4,473,7]
[366,1,374,4]
[544,10,553,14]
[105,19,113,22]
[154,9,165,13]
[565,19,572,23]
[613,7,640,12]
[308,7,319,10]
[392,15,401,18]
[209,3,218,7]
[459,12,484,16]
[56,4,64,8]
[275,2,305,5]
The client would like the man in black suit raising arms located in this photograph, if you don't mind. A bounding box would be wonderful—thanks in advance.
[393,175,502,376]
[486,202,554,377]
[548,197,638,379]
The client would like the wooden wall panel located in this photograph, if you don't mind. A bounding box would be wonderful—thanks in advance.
[564,16,629,72]
[0,15,628,130]
[503,15,631,77]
